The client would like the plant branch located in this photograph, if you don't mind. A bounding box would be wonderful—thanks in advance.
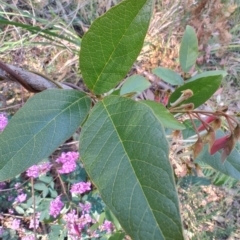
[0,60,73,92]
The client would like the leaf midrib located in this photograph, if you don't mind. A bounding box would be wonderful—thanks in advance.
[102,99,166,239]
[92,2,148,92]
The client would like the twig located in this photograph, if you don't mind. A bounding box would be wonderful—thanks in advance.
[0,59,39,92]
[0,60,73,92]
[31,177,37,240]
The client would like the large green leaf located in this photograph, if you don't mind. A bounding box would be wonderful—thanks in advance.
[80,96,183,240]
[152,67,184,85]
[169,75,222,109]
[80,0,154,95]
[140,100,185,130]
[0,89,91,181]
[179,25,198,72]
[195,131,240,180]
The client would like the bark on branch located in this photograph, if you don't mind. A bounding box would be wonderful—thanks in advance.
[0,60,73,93]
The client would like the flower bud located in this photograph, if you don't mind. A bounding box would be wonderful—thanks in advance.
[198,116,219,131]
[210,134,236,163]
[233,123,240,140]
[211,118,222,131]
[203,128,215,149]
[183,103,194,111]
[182,89,194,99]
[221,134,236,163]
[170,89,193,107]
[192,137,204,159]
[172,130,181,138]
[210,135,229,155]
[170,103,194,111]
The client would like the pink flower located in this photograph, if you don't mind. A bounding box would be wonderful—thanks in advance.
[70,182,91,195]
[26,165,39,178]
[79,202,91,213]
[29,213,40,229]
[100,220,113,233]
[64,210,78,223]
[56,152,79,174]
[8,209,14,214]
[15,193,27,203]
[8,195,14,201]
[39,162,52,175]
[14,183,22,190]
[49,196,64,218]
[80,214,92,225]
[11,219,21,230]
[0,113,8,131]
[0,226,4,235]
[64,210,81,238]
[0,182,6,190]
[26,162,52,178]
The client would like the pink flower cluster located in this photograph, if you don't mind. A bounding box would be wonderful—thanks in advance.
[29,213,40,229]
[0,113,8,131]
[15,193,27,203]
[26,162,52,178]
[0,182,6,190]
[70,182,91,195]
[79,202,91,213]
[11,219,21,230]
[64,209,93,239]
[0,226,4,235]
[99,220,114,233]
[56,151,79,174]
[49,196,64,218]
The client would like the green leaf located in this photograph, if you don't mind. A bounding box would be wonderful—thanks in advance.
[105,207,122,231]
[80,0,154,94]
[0,89,91,181]
[108,232,125,240]
[187,70,227,82]
[152,67,184,85]
[140,100,185,130]
[80,96,183,240]
[34,182,48,191]
[42,187,49,198]
[195,131,240,180]
[39,175,53,184]
[15,206,25,215]
[179,25,198,72]
[120,75,151,95]
[169,75,222,109]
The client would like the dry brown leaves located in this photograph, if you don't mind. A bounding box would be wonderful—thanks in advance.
[186,0,237,56]
[139,0,237,73]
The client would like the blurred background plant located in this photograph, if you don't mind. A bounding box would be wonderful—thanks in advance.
[1,0,240,239]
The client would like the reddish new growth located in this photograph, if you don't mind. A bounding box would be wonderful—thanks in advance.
[169,90,239,163]
[193,113,239,162]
